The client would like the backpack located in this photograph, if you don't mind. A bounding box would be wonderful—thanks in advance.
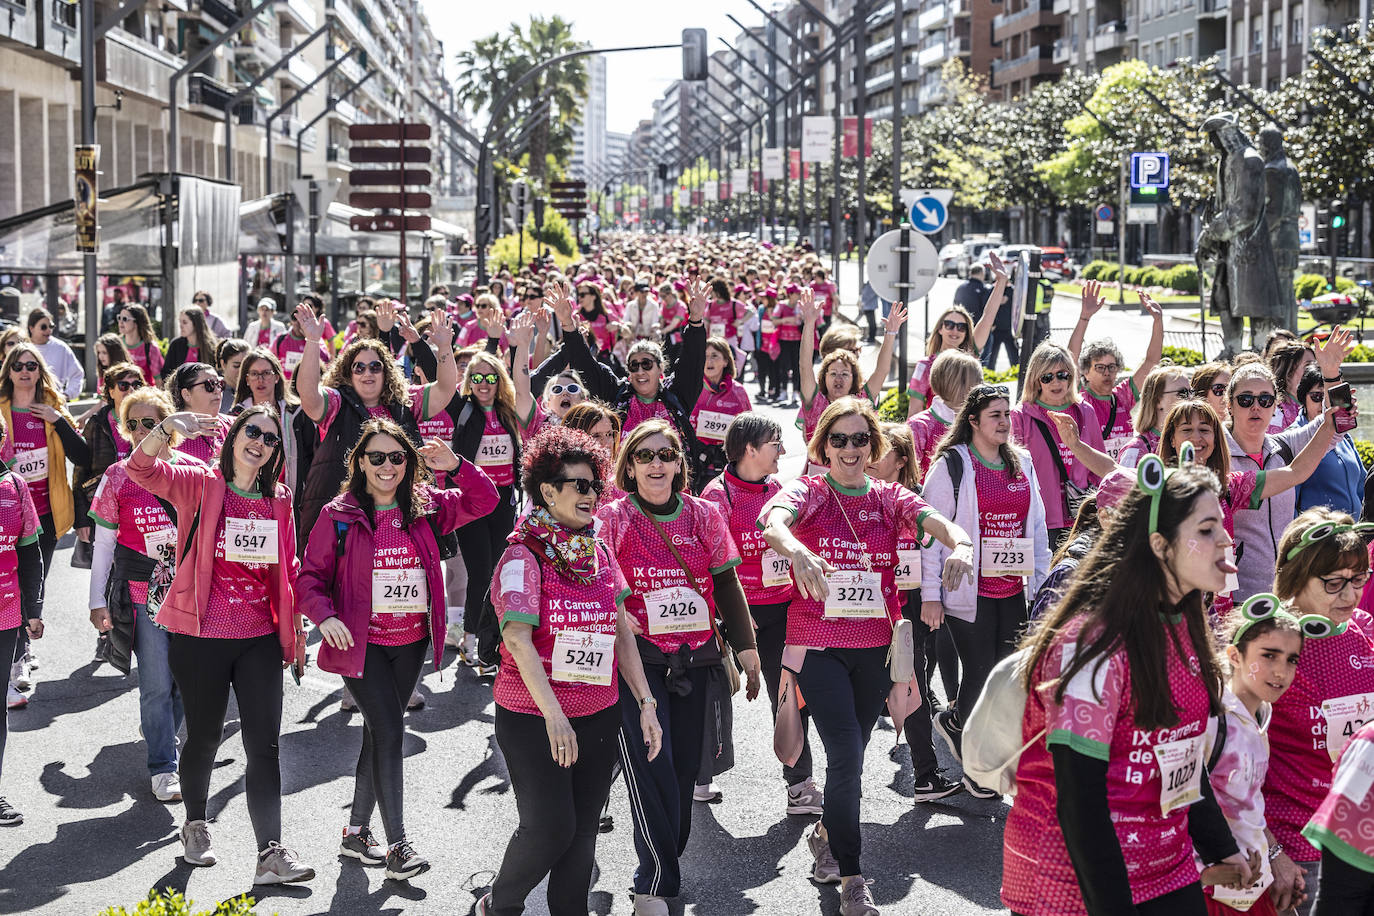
[961,647,1043,796]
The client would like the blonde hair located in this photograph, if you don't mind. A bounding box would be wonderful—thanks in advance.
[1020,342,1078,404]
[463,352,520,436]
[117,386,180,446]
[928,349,984,406]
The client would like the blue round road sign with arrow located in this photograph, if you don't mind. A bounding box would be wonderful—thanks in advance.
[908,195,948,234]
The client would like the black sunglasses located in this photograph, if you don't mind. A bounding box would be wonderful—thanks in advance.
[1039,370,1072,385]
[551,477,604,496]
[114,379,143,393]
[828,431,872,449]
[627,359,658,373]
[1308,389,1326,402]
[34,324,50,332]
[365,450,407,467]
[941,319,969,332]
[1234,392,1277,409]
[186,378,224,393]
[352,360,385,375]
[241,424,281,448]
[1199,383,1228,397]
[124,417,159,432]
[632,447,680,464]
[10,361,38,373]
[969,384,1010,400]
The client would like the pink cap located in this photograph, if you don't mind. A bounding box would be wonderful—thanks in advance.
[1096,468,1136,512]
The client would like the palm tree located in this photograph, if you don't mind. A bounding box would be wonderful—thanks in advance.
[453,16,588,184]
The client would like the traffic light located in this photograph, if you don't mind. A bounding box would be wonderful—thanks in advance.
[1331,198,1347,230]
[1316,200,1331,251]
[682,29,707,81]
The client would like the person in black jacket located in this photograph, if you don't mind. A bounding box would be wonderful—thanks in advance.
[544,278,709,488]
[161,306,220,381]
[74,362,146,541]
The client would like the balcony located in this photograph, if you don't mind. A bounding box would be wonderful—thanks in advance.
[276,115,316,152]
[1093,20,1127,51]
[1053,36,1074,61]
[277,0,316,30]
[38,0,81,64]
[199,0,240,30]
[96,28,183,105]
[236,18,281,71]
[1198,0,1227,15]
[948,36,968,55]
[864,68,895,93]
[187,72,235,114]
[918,81,948,106]
[918,4,947,29]
[282,53,317,88]
[993,0,1061,42]
[991,43,1060,85]
[948,0,970,16]
[0,0,37,47]
[917,41,947,66]
[328,99,358,122]
[1053,0,1071,13]
[865,35,895,60]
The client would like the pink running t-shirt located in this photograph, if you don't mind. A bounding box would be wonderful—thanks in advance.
[972,455,1033,599]
[200,486,277,640]
[0,472,40,629]
[367,505,428,646]
[700,470,794,606]
[1302,718,1374,871]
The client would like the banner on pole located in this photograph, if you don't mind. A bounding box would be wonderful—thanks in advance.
[730,168,748,192]
[702,180,718,202]
[842,118,873,158]
[677,188,689,207]
[801,116,832,162]
[761,148,784,180]
[74,145,99,254]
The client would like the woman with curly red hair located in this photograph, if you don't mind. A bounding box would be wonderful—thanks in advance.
[477,425,662,916]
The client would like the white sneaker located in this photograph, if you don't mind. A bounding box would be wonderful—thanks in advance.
[180,819,217,866]
[6,683,26,710]
[693,782,722,802]
[406,688,425,711]
[458,632,479,666]
[152,772,182,802]
[632,894,669,916]
[10,661,29,692]
[444,623,465,649]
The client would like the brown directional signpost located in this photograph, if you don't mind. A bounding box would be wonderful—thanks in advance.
[347,121,432,304]
[549,180,587,251]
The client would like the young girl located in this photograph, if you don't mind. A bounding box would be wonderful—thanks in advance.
[906,255,1010,418]
[94,334,132,399]
[116,303,164,385]
[907,349,983,482]
[1201,595,1308,916]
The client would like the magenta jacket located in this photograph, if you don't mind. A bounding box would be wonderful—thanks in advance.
[296,459,499,678]
[1010,399,1106,530]
[126,447,302,664]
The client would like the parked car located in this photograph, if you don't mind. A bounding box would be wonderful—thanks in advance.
[939,242,968,276]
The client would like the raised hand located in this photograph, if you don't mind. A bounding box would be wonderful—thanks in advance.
[1140,292,1163,321]
[374,299,397,333]
[798,288,821,326]
[686,277,708,323]
[884,301,908,334]
[544,280,575,329]
[1316,325,1356,379]
[418,437,460,471]
[428,309,455,351]
[531,304,552,339]
[395,311,421,345]
[294,303,322,340]
[477,303,505,339]
[1080,279,1105,320]
[508,311,536,349]
[988,251,1010,285]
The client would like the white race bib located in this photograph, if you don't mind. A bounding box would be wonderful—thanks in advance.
[760,548,792,588]
[551,630,616,685]
[1322,693,1374,762]
[981,537,1034,578]
[14,447,46,483]
[709,321,726,339]
[694,409,733,441]
[823,570,886,619]
[1155,734,1205,815]
[1211,857,1274,911]
[143,526,177,561]
[282,348,304,375]
[371,567,428,614]
[223,517,278,565]
[1104,434,1132,461]
[476,433,513,467]
[760,319,777,335]
[894,549,921,591]
[644,585,710,636]
[1223,546,1239,595]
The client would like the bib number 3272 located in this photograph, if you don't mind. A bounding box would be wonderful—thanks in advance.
[644,585,709,636]
[223,518,278,565]
[1155,734,1205,816]
[824,570,885,619]
[551,630,616,685]
[372,568,428,614]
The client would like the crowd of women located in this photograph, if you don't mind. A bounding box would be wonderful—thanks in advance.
[0,232,1372,916]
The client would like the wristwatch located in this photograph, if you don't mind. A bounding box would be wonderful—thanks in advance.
[1268,843,1284,862]
[639,695,659,709]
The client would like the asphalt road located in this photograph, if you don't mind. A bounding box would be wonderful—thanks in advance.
[0,274,1164,916]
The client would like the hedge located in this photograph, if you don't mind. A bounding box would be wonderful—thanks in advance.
[99,891,263,916]
[876,386,908,422]
[1161,345,1205,367]
[1082,260,1110,280]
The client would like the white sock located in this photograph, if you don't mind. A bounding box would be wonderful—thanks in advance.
[344,825,363,837]
[447,606,463,626]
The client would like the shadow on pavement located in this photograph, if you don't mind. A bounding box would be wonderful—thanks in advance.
[446,732,509,811]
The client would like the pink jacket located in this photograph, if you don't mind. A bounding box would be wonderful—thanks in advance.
[126,447,302,664]
[296,459,499,677]
[1010,400,1106,530]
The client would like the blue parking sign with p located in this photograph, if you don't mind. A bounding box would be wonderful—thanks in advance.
[1131,152,1170,189]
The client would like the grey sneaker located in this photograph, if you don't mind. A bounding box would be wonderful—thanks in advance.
[339,826,386,865]
[786,778,824,815]
[384,840,430,881]
[254,841,315,885]
[632,894,669,916]
[180,819,217,866]
[0,796,22,826]
[839,877,880,916]
[806,824,840,884]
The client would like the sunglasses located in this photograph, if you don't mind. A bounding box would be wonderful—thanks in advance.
[186,378,224,394]
[1039,370,1072,385]
[470,372,500,385]
[1199,383,1228,397]
[240,424,281,448]
[549,383,582,395]
[627,359,658,373]
[1308,389,1326,402]
[124,417,160,432]
[522,294,541,302]
[193,297,209,304]
[117,314,134,323]
[10,361,38,373]
[34,324,50,332]
[1163,387,1193,397]
[941,319,969,333]
[551,477,605,496]
[114,379,143,393]
[827,431,872,449]
[632,447,681,464]
[365,450,407,467]
[1233,392,1277,409]
[352,360,385,376]
[969,384,1010,400]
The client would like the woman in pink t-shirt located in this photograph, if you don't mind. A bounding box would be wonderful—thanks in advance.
[0,407,42,820]
[301,418,497,882]
[128,405,312,885]
[1303,719,1374,913]
[115,302,163,385]
[691,338,752,481]
[1005,463,1252,916]
[760,397,974,915]
[1263,509,1374,909]
[905,256,1010,418]
[166,362,230,466]
[907,349,983,482]
[599,419,761,914]
[562,402,627,510]
[478,426,661,916]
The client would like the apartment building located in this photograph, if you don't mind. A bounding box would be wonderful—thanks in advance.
[0,0,452,221]
[570,54,607,183]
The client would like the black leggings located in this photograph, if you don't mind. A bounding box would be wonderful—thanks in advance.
[490,704,620,916]
[168,632,283,851]
[1313,848,1374,916]
[753,601,812,786]
[755,351,775,397]
[945,593,1027,725]
[1012,882,1207,916]
[343,638,429,846]
[926,625,959,705]
[458,486,516,634]
[0,625,16,785]
[778,339,801,397]
[900,592,939,779]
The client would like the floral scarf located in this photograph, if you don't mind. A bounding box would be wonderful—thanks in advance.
[510,506,599,585]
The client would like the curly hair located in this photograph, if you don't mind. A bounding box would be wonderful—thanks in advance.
[322,338,411,408]
[522,425,612,510]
